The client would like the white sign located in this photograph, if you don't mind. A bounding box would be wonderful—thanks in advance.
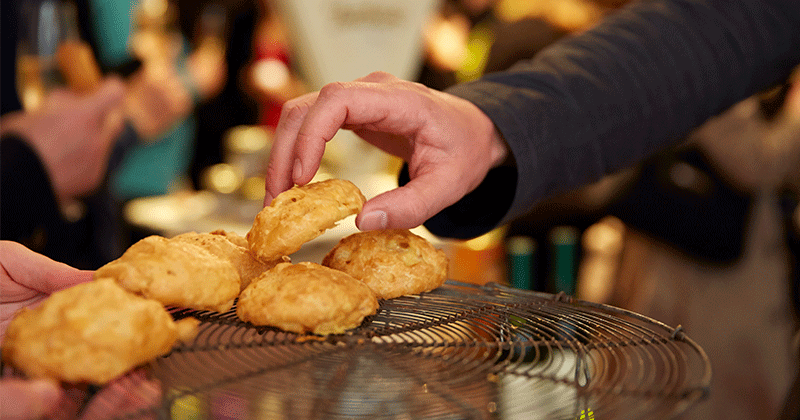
[275,0,440,89]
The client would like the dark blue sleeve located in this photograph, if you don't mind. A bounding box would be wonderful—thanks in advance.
[1,136,99,268]
[423,0,800,239]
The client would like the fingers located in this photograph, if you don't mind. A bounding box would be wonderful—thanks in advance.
[0,379,62,420]
[291,79,423,179]
[265,91,320,202]
[265,73,415,202]
[0,241,91,301]
[79,371,161,420]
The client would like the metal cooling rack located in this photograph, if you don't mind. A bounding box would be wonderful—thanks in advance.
[15,281,712,419]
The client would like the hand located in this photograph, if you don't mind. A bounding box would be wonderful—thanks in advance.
[265,71,509,230]
[0,241,92,341]
[0,79,125,204]
[0,241,94,419]
[0,378,63,420]
[77,371,161,420]
[125,64,193,140]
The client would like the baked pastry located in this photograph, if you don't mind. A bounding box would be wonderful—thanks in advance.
[95,235,240,312]
[236,262,379,335]
[209,229,249,248]
[246,179,366,261]
[171,231,286,290]
[322,229,448,299]
[1,278,196,385]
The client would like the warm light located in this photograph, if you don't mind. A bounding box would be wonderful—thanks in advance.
[240,177,266,201]
[252,58,290,91]
[495,0,601,32]
[226,126,270,154]
[577,216,626,303]
[582,216,624,253]
[425,16,468,70]
[202,164,244,194]
[464,228,505,251]
[141,0,168,20]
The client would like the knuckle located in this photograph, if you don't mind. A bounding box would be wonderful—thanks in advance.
[317,81,348,100]
[279,100,310,125]
[364,71,393,82]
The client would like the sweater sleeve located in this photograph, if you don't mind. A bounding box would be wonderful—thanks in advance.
[423,0,800,239]
[1,136,63,247]
[0,135,96,267]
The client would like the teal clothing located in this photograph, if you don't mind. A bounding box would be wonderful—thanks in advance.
[88,0,136,69]
[111,117,196,199]
[90,0,196,200]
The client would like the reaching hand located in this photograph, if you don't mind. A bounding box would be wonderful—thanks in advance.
[0,78,125,204]
[265,72,508,231]
[125,64,193,140]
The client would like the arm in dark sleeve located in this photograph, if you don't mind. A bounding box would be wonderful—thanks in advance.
[1,136,93,267]
[1,136,63,246]
[423,0,800,239]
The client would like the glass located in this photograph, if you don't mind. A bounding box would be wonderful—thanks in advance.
[16,0,63,110]
[16,0,101,110]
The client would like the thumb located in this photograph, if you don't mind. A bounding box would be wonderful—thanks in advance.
[356,170,464,231]
[0,379,62,420]
[0,241,92,295]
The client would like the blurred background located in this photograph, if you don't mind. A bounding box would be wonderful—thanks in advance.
[2,0,799,419]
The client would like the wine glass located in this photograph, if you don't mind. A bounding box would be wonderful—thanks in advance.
[16,0,64,111]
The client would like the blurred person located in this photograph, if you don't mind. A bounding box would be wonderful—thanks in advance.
[181,0,264,189]
[0,241,161,420]
[3,0,127,268]
[0,78,126,269]
[245,0,307,131]
[2,0,225,265]
[51,0,225,202]
[0,82,125,210]
[185,0,308,189]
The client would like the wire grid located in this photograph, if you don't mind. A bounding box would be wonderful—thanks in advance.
[16,281,712,419]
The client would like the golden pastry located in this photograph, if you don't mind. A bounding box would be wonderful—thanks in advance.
[95,235,240,312]
[171,231,286,290]
[209,229,249,248]
[246,179,365,261]
[1,278,195,385]
[322,229,448,299]
[236,262,378,335]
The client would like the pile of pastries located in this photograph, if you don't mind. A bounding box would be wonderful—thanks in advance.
[2,179,448,385]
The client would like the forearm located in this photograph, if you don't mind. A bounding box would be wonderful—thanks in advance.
[0,136,61,244]
[432,0,800,238]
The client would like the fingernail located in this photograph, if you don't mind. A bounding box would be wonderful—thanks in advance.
[359,211,388,230]
[292,159,303,183]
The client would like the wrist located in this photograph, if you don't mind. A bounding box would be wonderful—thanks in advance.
[489,127,511,169]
